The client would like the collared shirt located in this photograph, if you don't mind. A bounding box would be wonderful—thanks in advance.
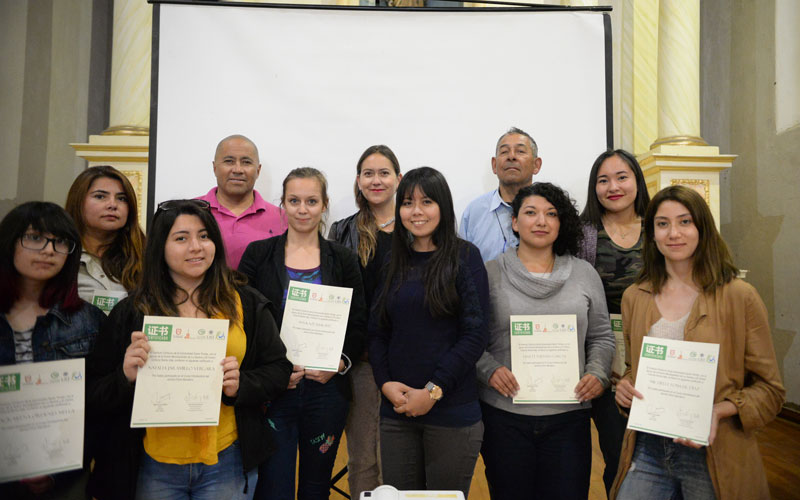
[78,251,128,304]
[197,187,287,269]
[458,189,518,263]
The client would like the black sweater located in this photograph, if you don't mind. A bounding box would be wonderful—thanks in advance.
[85,285,292,500]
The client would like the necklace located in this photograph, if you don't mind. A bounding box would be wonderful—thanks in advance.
[378,217,395,229]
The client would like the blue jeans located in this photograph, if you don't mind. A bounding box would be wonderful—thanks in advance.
[254,378,349,500]
[617,433,716,500]
[480,403,591,500]
[135,441,257,500]
[591,389,628,494]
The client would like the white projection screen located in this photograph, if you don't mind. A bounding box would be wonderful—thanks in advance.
[150,1,612,229]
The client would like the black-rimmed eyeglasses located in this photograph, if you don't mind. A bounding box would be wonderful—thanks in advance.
[156,199,211,212]
[20,233,77,255]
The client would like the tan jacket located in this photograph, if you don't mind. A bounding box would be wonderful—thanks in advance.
[610,279,785,500]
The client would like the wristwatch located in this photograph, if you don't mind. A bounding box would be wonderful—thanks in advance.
[425,381,443,401]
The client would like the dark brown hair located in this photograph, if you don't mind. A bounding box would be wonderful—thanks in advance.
[132,200,244,322]
[638,185,738,294]
[65,165,145,290]
[354,145,401,266]
[0,202,83,313]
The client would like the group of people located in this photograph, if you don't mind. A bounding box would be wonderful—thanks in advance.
[0,127,785,500]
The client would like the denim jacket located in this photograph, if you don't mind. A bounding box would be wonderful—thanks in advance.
[0,301,106,365]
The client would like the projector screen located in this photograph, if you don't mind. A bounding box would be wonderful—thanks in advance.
[150,2,611,230]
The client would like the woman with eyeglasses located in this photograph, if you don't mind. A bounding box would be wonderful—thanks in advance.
[327,145,401,497]
[238,167,367,500]
[369,167,489,497]
[0,202,106,498]
[65,165,145,305]
[85,199,292,500]
[612,186,784,500]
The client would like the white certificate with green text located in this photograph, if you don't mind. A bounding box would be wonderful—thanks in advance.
[510,314,580,404]
[280,281,353,372]
[627,336,719,445]
[130,316,229,428]
[0,358,85,482]
[610,314,626,379]
[89,289,128,315]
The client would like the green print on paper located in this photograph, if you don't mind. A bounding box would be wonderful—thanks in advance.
[145,324,172,342]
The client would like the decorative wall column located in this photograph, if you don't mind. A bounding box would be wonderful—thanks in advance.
[638,0,734,230]
[106,0,152,135]
[71,0,152,229]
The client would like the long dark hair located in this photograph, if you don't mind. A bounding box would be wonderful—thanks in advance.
[377,167,460,322]
[638,185,738,294]
[0,202,83,313]
[131,200,245,322]
[512,182,583,256]
[354,145,401,267]
[580,149,650,227]
[65,165,145,290]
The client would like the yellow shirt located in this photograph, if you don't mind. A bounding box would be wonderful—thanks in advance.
[143,293,246,465]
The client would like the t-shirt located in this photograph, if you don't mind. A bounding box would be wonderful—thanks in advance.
[593,228,643,314]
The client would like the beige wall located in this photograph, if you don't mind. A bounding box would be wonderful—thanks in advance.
[0,0,94,217]
[702,0,800,409]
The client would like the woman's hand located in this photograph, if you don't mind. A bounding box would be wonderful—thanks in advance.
[381,381,411,408]
[305,360,344,385]
[489,366,520,398]
[123,331,150,383]
[574,374,604,403]
[615,378,643,408]
[221,356,240,397]
[394,388,436,418]
[675,400,738,449]
[288,365,305,389]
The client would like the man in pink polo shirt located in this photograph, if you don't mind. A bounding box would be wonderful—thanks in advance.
[198,134,287,269]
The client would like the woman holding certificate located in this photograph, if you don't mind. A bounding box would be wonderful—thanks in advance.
[65,165,145,304]
[577,149,650,494]
[475,182,615,500]
[0,202,105,498]
[86,199,292,500]
[238,167,367,500]
[328,145,401,497]
[369,167,489,497]
[612,186,785,500]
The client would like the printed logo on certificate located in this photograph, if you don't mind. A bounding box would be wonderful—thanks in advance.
[627,336,719,445]
[0,359,85,482]
[610,313,626,379]
[90,289,128,315]
[280,281,353,372]
[509,314,580,404]
[130,316,229,428]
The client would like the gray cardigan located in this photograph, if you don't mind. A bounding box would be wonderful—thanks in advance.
[476,250,615,416]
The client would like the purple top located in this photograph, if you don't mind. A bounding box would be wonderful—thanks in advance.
[197,187,287,269]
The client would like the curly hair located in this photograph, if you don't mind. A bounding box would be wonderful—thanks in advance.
[511,182,583,256]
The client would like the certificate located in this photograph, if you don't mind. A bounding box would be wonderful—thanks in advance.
[610,314,626,379]
[90,289,128,315]
[0,358,85,482]
[627,336,719,445]
[280,281,353,372]
[510,314,580,404]
[130,316,229,428]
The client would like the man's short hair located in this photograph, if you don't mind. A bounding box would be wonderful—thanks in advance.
[495,127,538,157]
[214,134,260,163]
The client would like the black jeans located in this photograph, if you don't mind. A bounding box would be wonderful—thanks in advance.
[591,389,628,494]
[379,416,483,497]
[480,403,591,500]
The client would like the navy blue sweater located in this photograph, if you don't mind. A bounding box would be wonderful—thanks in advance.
[368,241,489,426]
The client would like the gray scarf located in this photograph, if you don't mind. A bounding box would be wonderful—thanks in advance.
[496,249,573,300]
